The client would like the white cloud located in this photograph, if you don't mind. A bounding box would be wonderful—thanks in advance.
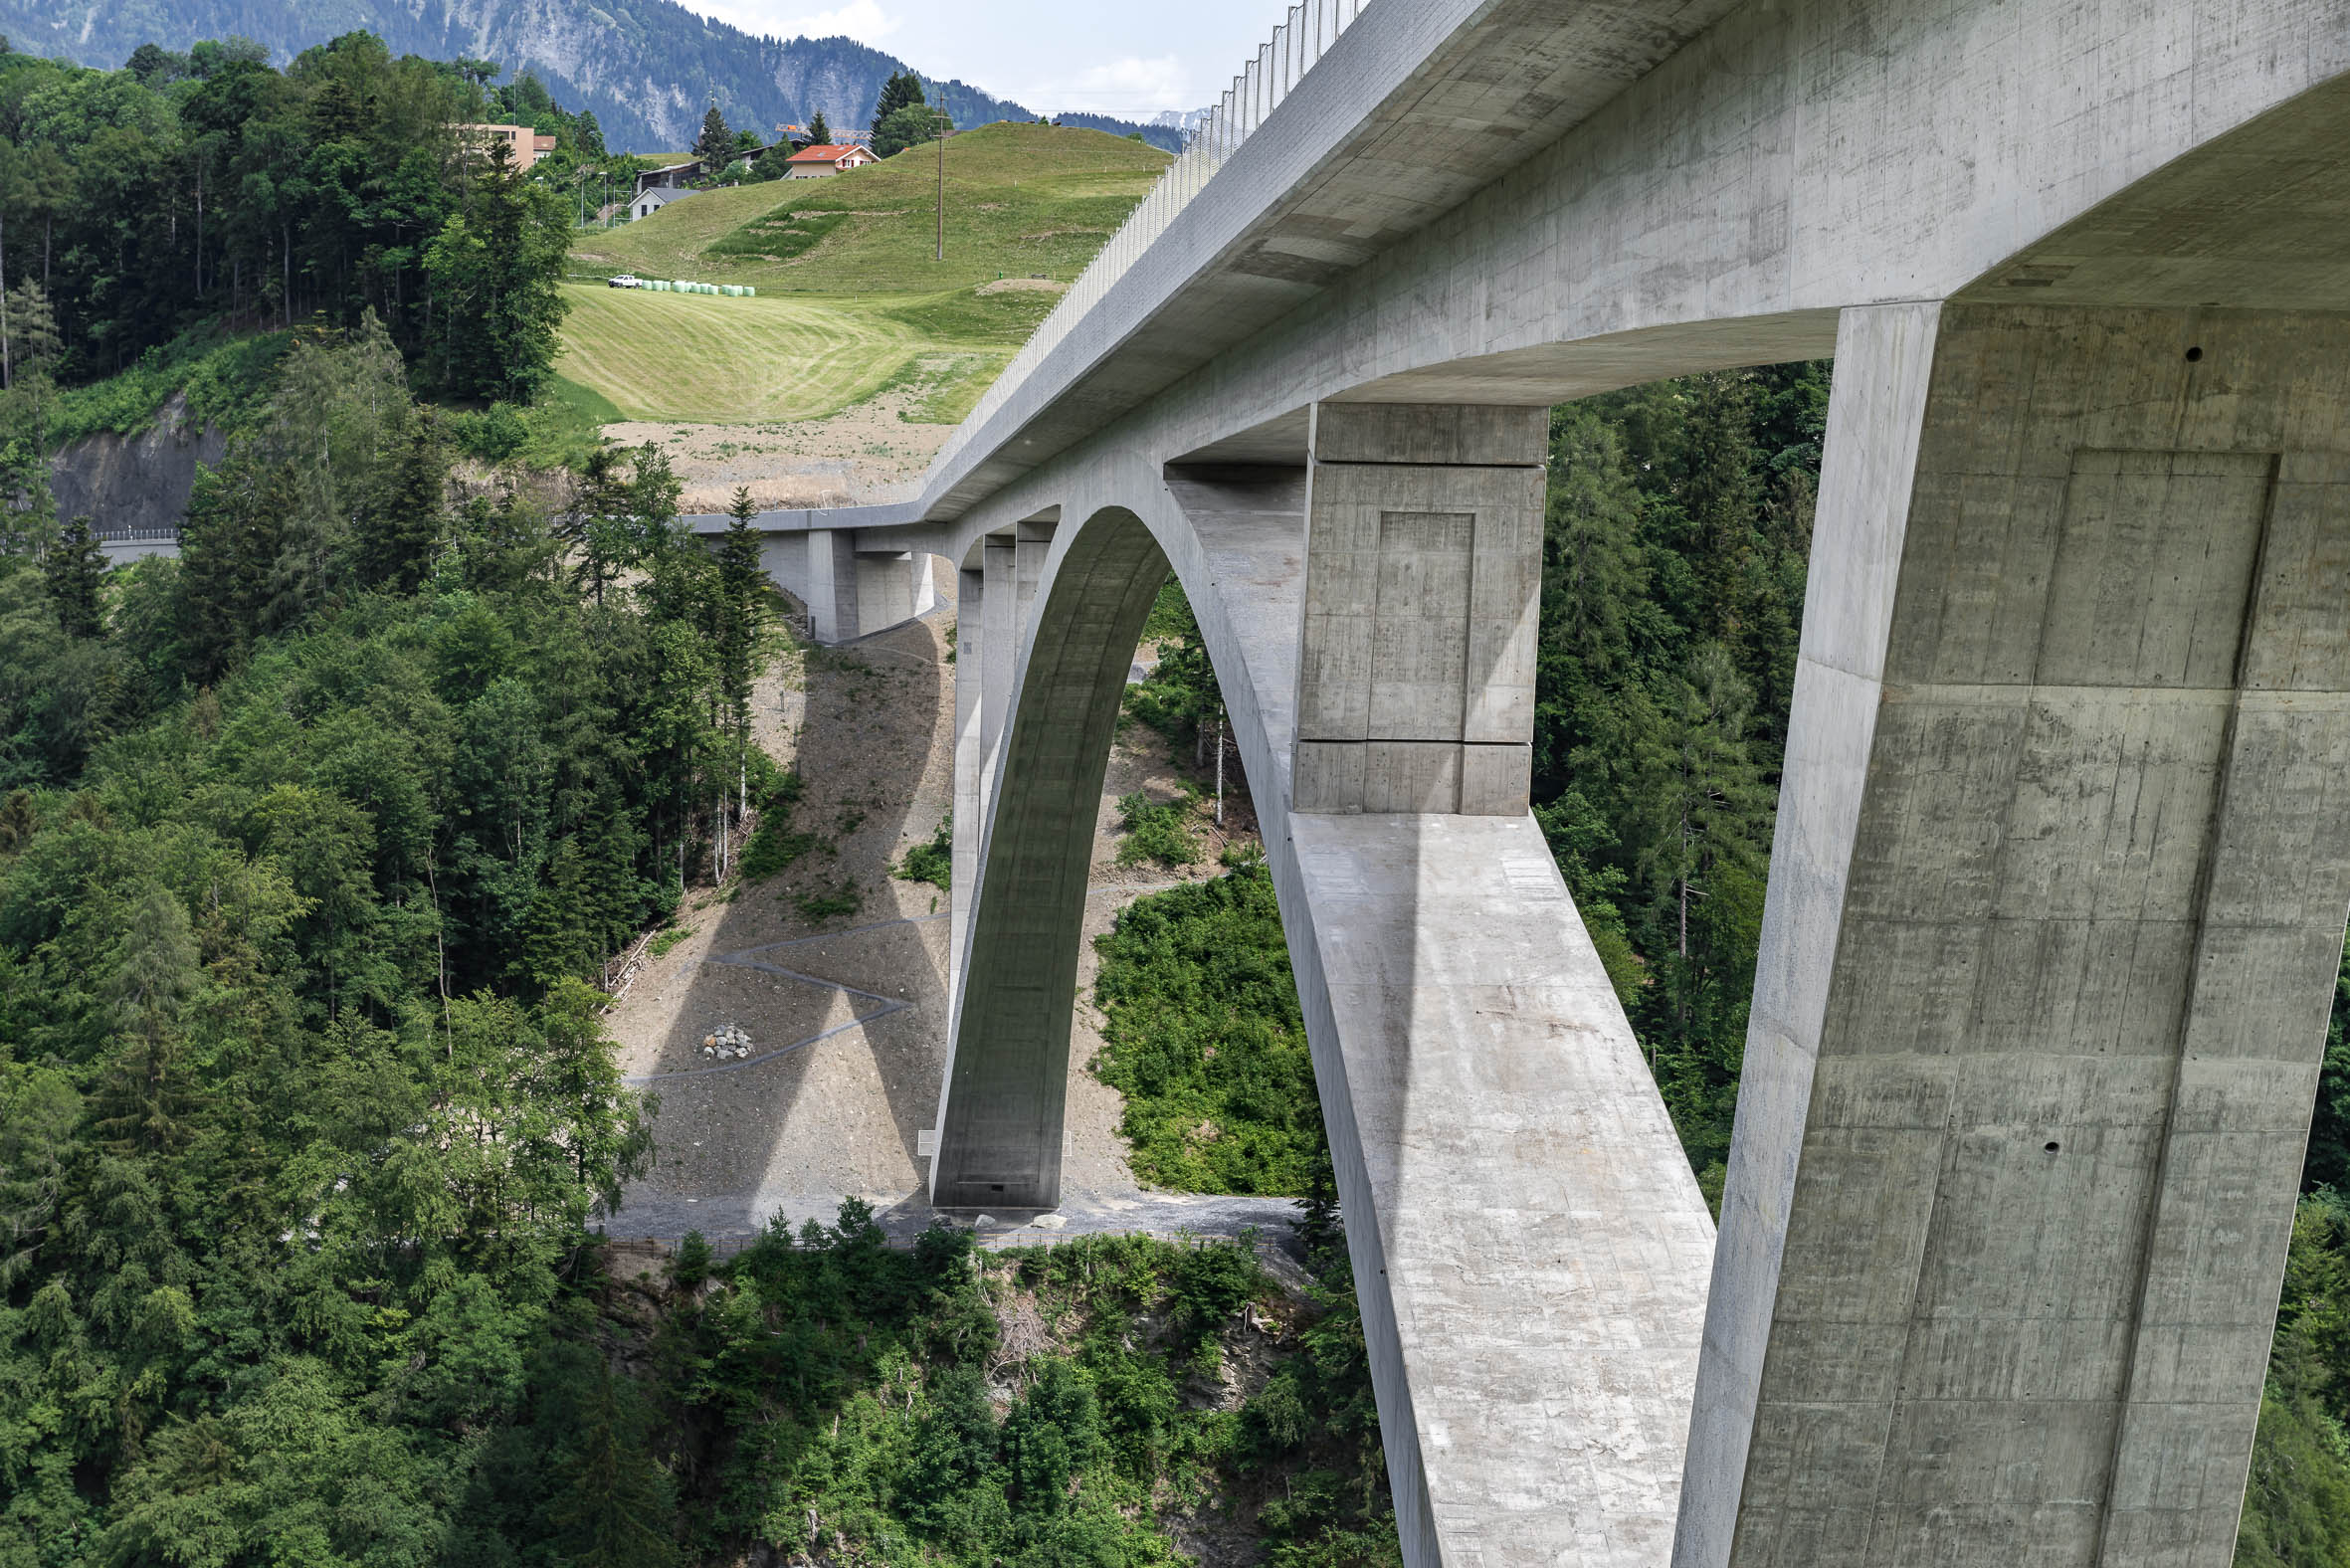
[691,0,901,42]
[1048,55,1190,114]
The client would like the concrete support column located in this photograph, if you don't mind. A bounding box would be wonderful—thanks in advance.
[1293,403,1545,814]
[1014,517,1058,636]
[978,534,1018,834]
[802,529,859,644]
[756,536,807,613]
[854,550,932,633]
[911,551,937,619]
[1678,302,2350,1568]
[949,566,985,1023]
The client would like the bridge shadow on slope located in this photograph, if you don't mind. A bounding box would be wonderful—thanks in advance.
[632,578,955,1227]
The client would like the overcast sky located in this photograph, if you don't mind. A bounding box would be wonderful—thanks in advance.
[683,0,1291,117]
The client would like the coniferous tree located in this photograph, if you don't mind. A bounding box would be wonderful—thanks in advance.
[177,453,299,681]
[806,108,832,145]
[421,141,572,402]
[355,410,449,593]
[0,281,60,556]
[693,102,733,167]
[43,515,105,638]
[870,70,924,137]
[874,102,951,159]
[544,1368,680,1566]
[559,447,637,608]
[716,486,764,833]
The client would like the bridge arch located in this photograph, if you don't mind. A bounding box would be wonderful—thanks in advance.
[928,500,1168,1211]
[932,452,1717,1562]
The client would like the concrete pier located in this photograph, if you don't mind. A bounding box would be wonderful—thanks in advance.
[1293,405,1546,816]
[1680,302,2350,1568]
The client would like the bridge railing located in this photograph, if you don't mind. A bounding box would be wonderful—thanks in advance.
[931,0,1372,477]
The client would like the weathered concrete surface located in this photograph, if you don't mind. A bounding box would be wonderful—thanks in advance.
[1294,405,1547,815]
[1680,302,2350,1568]
[1181,471,1715,1565]
[754,531,934,644]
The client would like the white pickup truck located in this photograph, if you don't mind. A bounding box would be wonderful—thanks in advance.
[607,274,644,289]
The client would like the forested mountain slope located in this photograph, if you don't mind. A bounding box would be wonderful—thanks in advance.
[0,0,1186,152]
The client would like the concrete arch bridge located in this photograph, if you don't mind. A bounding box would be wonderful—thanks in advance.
[691,0,2350,1561]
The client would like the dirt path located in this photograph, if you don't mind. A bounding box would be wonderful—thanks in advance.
[601,576,1277,1246]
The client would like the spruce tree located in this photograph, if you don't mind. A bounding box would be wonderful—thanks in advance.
[693,102,731,167]
[870,71,923,137]
[43,514,105,638]
[355,411,448,594]
[546,1368,678,1567]
[178,454,298,681]
[716,486,764,827]
[806,108,831,145]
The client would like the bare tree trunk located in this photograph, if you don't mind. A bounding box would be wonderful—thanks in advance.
[424,850,453,1058]
[1214,709,1226,827]
[2,203,11,391]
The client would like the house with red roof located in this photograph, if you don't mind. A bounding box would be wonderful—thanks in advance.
[784,142,879,178]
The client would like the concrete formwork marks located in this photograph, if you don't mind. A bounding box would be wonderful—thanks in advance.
[1294,403,1546,813]
[1687,303,2350,1568]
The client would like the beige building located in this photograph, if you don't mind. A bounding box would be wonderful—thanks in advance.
[783,142,878,178]
[456,123,558,167]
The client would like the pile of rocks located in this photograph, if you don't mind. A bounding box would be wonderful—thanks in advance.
[701,1023,755,1061]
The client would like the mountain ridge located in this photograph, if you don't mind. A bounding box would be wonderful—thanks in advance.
[0,0,1190,153]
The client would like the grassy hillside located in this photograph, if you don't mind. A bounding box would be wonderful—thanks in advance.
[574,121,1165,293]
[572,121,1166,294]
[554,283,1028,423]
[558,121,1167,425]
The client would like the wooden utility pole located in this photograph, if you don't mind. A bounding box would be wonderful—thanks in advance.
[935,100,946,261]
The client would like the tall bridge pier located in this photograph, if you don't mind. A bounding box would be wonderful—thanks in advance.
[1686,301,2350,1567]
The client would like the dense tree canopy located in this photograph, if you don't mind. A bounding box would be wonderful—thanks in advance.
[0,33,580,398]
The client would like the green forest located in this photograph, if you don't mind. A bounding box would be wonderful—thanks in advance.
[0,34,593,403]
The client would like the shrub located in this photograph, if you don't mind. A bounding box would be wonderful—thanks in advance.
[1115,792,1197,868]
[894,815,951,888]
[794,879,862,923]
[1090,864,1322,1195]
[444,401,530,462]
